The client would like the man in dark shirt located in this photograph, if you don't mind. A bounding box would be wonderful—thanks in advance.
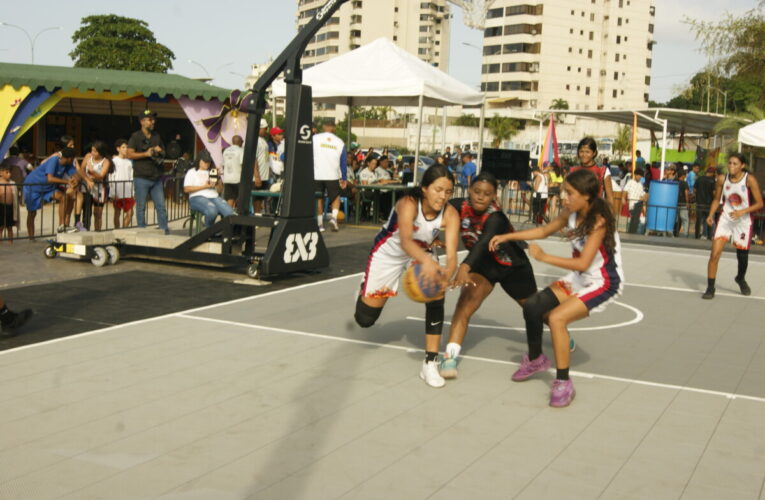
[127,109,169,233]
[694,166,717,239]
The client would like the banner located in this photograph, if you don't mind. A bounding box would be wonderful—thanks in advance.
[539,114,559,168]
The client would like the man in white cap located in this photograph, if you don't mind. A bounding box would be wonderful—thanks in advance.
[253,118,271,213]
[313,118,347,231]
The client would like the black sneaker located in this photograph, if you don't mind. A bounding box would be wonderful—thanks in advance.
[701,288,715,300]
[734,276,752,296]
[0,309,33,337]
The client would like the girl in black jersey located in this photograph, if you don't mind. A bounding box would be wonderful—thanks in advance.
[439,172,539,379]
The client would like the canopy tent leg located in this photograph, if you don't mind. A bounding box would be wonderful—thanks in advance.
[477,100,486,173]
[414,93,424,184]
[660,119,667,179]
[346,97,353,153]
[441,106,447,153]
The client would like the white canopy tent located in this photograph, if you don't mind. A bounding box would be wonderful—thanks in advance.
[738,119,765,148]
[273,37,485,181]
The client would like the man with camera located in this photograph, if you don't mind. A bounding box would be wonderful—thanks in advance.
[128,109,170,234]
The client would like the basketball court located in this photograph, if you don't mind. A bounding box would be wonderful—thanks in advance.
[0,238,763,499]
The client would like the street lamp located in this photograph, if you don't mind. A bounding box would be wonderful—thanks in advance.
[0,23,61,64]
[187,59,211,77]
[462,42,482,51]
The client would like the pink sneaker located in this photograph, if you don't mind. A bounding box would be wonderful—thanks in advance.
[549,379,575,408]
[511,353,551,382]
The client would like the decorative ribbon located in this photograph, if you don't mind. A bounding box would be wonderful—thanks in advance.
[200,89,252,142]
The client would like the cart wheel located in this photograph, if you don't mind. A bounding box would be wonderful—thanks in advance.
[91,247,108,267]
[246,263,260,279]
[105,245,120,265]
[43,245,57,259]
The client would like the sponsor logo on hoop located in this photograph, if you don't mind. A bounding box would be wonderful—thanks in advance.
[298,124,312,145]
[316,0,339,21]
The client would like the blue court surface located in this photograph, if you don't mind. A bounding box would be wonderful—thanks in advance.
[0,239,763,499]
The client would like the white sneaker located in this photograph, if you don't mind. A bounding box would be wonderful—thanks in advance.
[319,225,326,232]
[419,359,445,388]
[329,218,339,232]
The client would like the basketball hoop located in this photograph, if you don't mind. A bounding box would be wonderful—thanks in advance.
[447,0,496,30]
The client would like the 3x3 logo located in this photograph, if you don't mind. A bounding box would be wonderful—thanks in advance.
[283,232,319,264]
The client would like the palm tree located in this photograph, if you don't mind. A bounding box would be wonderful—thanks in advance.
[487,115,519,148]
[548,98,569,123]
[714,103,764,134]
[612,124,631,159]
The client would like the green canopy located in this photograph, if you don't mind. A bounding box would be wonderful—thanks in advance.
[0,62,230,101]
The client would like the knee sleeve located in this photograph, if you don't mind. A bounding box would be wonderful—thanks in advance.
[425,298,445,335]
[736,249,749,278]
[354,297,382,328]
[522,288,560,345]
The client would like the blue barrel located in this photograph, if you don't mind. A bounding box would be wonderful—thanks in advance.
[646,180,679,232]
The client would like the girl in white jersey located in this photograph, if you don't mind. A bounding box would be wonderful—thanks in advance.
[355,165,460,388]
[703,153,763,299]
[490,169,623,407]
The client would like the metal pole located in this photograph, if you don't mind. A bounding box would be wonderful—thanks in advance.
[537,113,544,159]
[660,119,667,179]
[441,105,447,153]
[346,97,352,153]
[414,93,424,184]
[477,100,486,173]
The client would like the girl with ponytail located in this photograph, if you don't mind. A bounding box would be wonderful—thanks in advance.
[489,168,624,408]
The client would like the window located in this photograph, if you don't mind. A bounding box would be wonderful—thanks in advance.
[613,72,618,80]
[616,35,621,44]
[649,23,654,34]
[567,66,571,71]
[578,67,582,73]
[487,7,503,19]
[615,53,620,62]
[586,87,591,95]
[350,30,361,37]
[587,68,591,77]
[483,44,501,56]
[506,4,543,16]
[352,0,362,7]
[504,23,542,35]
[484,26,502,37]
[613,89,618,98]
[570,28,574,34]
[481,82,499,92]
[350,14,362,23]
[568,47,573,53]
[617,17,622,26]
[481,63,500,74]
[590,13,595,21]
[503,42,541,54]
[501,81,533,91]
[566,84,570,90]
[589,31,594,40]
[645,76,651,85]
[502,62,530,72]
[646,58,652,68]
[588,49,593,58]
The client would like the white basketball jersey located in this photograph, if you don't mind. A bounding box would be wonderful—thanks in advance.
[312,132,345,180]
[721,173,751,223]
[371,200,444,261]
[567,213,623,285]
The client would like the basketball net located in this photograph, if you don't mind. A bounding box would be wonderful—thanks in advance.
[447,0,496,30]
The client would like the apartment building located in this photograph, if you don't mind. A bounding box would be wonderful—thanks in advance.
[296,0,452,70]
[480,0,656,111]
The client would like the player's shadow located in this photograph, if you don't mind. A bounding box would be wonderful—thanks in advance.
[666,268,707,292]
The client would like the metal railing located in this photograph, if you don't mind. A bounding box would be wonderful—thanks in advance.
[0,174,192,241]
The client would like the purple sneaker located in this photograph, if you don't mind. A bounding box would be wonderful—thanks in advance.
[75,221,87,232]
[549,379,575,408]
[511,353,551,382]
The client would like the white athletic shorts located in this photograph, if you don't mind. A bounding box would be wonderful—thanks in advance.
[714,214,752,250]
[555,272,622,313]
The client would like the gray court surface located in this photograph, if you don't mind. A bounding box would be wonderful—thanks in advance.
[0,240,764,499]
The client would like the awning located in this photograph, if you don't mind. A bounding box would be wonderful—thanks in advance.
[549,108,726,135]
[0,62,229,101]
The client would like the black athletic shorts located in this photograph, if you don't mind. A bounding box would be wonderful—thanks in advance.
[0,203,15,227]
[315,179,341,202]
[472,261,537,301]
[223,183,239,201]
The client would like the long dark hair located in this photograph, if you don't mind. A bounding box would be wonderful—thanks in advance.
[728,152,747,167]
[405,164,454,200]
[565,169,616,251]
[577,137,598,156]
[91,140,109,158]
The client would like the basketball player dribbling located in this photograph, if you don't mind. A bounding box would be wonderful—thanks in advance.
[353,165,461,388]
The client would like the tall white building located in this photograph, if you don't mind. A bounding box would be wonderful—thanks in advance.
[296,0,452,70]
[480,0,655,111]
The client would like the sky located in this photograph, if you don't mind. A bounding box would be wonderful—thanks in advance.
[0,0,758,104]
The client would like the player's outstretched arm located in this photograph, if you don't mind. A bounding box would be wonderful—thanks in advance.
[530,221,606,272]
[489,211,569,251]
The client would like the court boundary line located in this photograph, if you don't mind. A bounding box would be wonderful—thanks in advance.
[176,313,765,404]
[2,254,762,355]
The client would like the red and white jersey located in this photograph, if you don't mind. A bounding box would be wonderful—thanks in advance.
[721,173,751,223]
[566,212,623,290]
[359,199,444,298]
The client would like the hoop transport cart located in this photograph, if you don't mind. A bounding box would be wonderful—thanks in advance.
[44,0,351,279]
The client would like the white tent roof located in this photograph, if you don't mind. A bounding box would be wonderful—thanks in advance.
[272,37,484,107]
[738,119,765,147]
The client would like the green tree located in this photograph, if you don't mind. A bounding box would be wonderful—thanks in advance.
[612,124,631,159]
[335,113,357,144]
[686,2,765,105]
[548,98,569,123]
[713,103,764,135]
[69,15,175,72]
[487,115,519,148]
[455,114,480,127]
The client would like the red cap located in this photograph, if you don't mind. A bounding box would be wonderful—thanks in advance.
[270,127,284,136]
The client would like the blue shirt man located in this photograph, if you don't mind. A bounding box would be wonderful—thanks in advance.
[458,153,476,187]
[22,147,77,233]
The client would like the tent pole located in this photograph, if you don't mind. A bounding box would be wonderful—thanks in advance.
[537,113,544,160]
[346,97,352,153]
[414,93,424,184]
[660,119,667,179]
[441,106,447,153]
[477,99,486,173]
